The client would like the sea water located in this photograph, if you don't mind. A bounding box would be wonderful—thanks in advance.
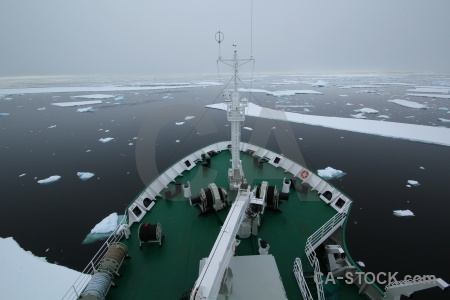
[1,74,449,299]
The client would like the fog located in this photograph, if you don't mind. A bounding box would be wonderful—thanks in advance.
[1,0,449,77]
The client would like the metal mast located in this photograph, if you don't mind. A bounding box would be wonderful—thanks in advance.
[216,39,253,190]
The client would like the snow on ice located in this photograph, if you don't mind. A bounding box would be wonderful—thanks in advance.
[353,108,379,114]
[438,118,450,123]
[77,172,95,181]
[73,94,115,99]
[317,167,346,180]
[90,213,118,234]
[407,93,450,99]
[206,102,450,147]
[52,100,102,107]
[407,180,420,186]
[0,237,86,300]
[77,107,94,113]
[99,137,114,143]
[393,210,415,217]
[37,175,61,184]
[388,99,427,109]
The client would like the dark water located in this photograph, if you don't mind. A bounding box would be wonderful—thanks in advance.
[1,74,449,299]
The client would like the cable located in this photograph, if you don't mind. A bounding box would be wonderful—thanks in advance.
[81,271,113,299]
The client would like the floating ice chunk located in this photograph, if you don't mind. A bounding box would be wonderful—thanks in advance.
[388,99,427,109]
[420,166,425,169]
[0,237,86,300]
[175,121,185,125]
[243,127,253,131]
[340,85,378,89]
[175,140,180,143]
[19,173,26,177]
[407,93,450,99]
[406,185,411,187]
[77,172,95,181]
[99,137,114,143]
[77,106,94,113]
[37,107,46,111]
[311,80,329,87]
[185,116,195,120]
[304,108,310,112]
[105,130,109,133]
[438,107,449,111]
[90,213,118,234]
[52,100,102,107]
[407,87,450,94]
[37,175,61,184]
[354,108,378,114]
[133,137,137,139]
[377,115,390,119]
[0,113,10,116]
[357,261,365,267]
[393,210,415,217]
[128,143,133,146]
[350,113,367,119]
[345,103,353,106]
[83,214,125,244]
[73,94,115,99]
[86,150,91,152]
[318,167,346,180]
[407,180,420,186]
[114,96,124,101]
[195,81,222,86]
[438,118,450,123]
[339,95,348,97]
[47,125,57,129]
[271,90,322,97]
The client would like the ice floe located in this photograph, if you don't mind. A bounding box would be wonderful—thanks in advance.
[0,83,212,96]
[37,175,61,184]
[438,107,449,111]
[388,99,427,109]
[185,116,195,120]
[83,213,125,244]
[91,213,118,234]
[353,108,379,114]
[339,85,378,89]
[175,122,185,125]
[77,107,94,113]
[356,261,366,267]
[0,113,10,116]
[407,180,420,186]
[0,237,86,300]
[317,167,346,180]
[52,100,102,107]
[407,87,450,94]
[243,127,253,131]
[393,210,415,217]
[114,96,124,101]
[238,88,322,97]
[420,166,425,169]
[37,107,46,111]
[128,143,133,146]
[350,113,367,119]
[407,93,450,99]
[311,80,329,87]
[377,115,390,119]
[73,94,115,99]
[99,137,114,143]
[438,118,450,123]
[339,95,348,97]
[47,125,57,129]
[175,140,180,143]
[19,173,26,177]
[77,172,95,181]
[206,102,450,146]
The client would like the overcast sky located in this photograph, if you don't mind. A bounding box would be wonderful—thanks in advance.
[1,0,449,77]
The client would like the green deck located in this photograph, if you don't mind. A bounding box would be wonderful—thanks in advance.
[106,150,365,300]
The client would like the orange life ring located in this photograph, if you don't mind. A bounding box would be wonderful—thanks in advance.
[300,170,309,179]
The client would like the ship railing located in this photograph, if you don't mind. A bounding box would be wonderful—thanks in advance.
[293,258,315,300]
[61,214,128,300]
[306,241,325,300]
[307,212,347,252]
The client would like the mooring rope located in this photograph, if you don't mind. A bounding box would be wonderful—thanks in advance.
[81,271,113,299]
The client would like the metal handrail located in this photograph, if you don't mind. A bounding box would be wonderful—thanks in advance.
[61,214,128,300]
[293,258,314,300]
